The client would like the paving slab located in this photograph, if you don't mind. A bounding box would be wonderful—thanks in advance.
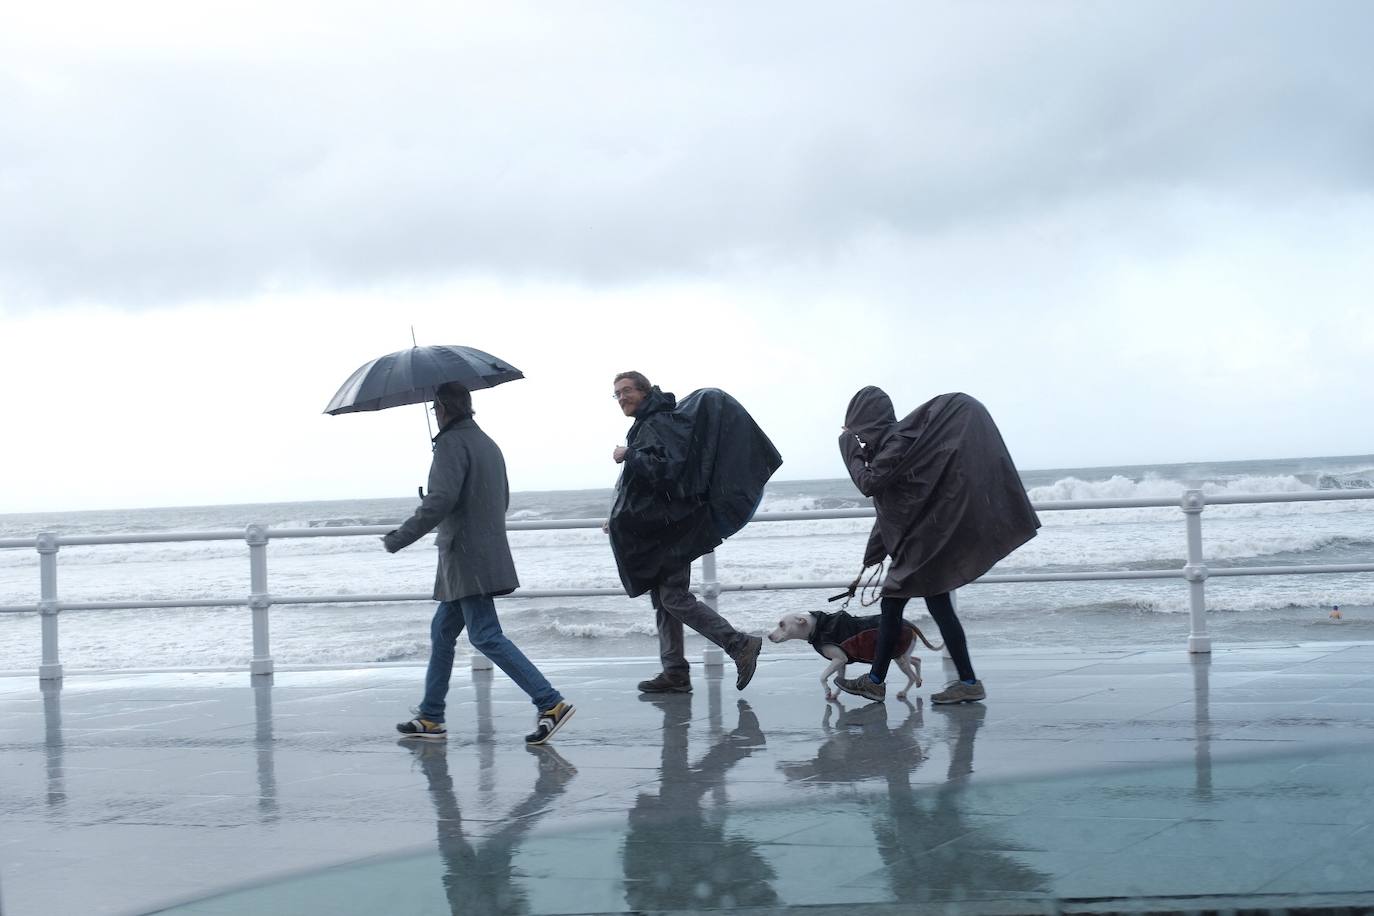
[2,643,1373,915]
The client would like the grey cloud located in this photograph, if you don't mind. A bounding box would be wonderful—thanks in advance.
[2,1,1372,309]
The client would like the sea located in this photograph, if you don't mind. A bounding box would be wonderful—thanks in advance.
[2,454,1373,673]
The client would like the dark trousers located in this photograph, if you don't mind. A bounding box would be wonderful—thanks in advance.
[872,593,976,683]
[650,562,752,675]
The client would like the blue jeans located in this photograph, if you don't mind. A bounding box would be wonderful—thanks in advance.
[418,594,562,722]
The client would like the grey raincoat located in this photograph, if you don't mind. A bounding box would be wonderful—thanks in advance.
[840,388,1039,597]
[383,416,520,600]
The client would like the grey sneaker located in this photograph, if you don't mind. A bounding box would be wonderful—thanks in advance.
[835,675,885,702]
[931,679,986,705]
[638,671,692,693]
[732,636,763,690]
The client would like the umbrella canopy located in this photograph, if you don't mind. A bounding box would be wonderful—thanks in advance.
[324,345,524,415]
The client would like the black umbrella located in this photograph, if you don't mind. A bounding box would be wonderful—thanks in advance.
[324,345,524,415]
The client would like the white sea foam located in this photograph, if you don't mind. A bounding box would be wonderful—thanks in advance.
[756,494,868,513]
[545,619,658,639]
[1028,474,1184,502]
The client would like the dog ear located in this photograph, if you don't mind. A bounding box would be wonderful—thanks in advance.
[794,615,809,625]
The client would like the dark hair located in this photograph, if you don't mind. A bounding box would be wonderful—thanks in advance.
[435,382,474,419]
[613,371,652,393]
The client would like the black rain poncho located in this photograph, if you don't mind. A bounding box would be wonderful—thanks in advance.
[610,387,783,597]
[840,388,1039,597]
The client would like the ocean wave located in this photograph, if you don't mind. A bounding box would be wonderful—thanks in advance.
[8,580,1374,670]
[1202,586,1374,613]
[367,640,429,663]
[758,494,870,513]
[1082,534,1374,568]
[1024,476,1374,527]
[1047,598,1171,615]
[1207,533,1374,562]
[546,619,658,639]
[1026,473,1331,503]
[1027,475,1181,502]
[508,529,613,549]
[1317,472,1374,490]
[305,516,402,528]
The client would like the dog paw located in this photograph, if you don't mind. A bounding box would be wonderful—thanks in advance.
[896,691,908,700]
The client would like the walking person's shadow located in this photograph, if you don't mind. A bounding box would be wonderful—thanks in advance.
[778,696,926,787]
[781,700,1050,904]
[622,692,779,911]
[401,738,577,915]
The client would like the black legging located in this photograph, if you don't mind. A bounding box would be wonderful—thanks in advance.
[871,593,976,684]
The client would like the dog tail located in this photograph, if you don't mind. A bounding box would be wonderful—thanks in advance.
[905,622,944,652]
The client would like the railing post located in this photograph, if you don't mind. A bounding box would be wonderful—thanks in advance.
[37,533,63,681]
[246,525,274,676]
[1180,489,1211,654]
[701,550,719,611]
[701,551,724,668]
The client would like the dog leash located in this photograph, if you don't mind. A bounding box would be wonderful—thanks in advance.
[827,562,885,611]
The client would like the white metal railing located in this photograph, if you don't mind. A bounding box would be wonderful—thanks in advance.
[3,488,1374,679]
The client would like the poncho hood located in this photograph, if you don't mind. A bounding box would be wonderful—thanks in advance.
[844,386,898,454]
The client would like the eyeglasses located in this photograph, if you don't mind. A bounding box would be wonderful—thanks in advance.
[612,388,640,400]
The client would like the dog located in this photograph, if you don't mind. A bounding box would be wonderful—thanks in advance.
[768,608,942,701]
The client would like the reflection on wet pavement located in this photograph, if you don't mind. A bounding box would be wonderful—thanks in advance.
[3,644,1374,914]
[408,736,577,915]
[625,693,777,910]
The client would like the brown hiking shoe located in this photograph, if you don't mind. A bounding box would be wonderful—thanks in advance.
[931,679,986,705]
[835,675,886,702]
[732,636,763,690]
[637,671,692,693]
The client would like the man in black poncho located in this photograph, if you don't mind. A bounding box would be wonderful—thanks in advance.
[608,371,782,694]
[835,388,1040,705]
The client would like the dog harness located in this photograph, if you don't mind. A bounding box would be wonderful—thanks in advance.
[807,609,914,663]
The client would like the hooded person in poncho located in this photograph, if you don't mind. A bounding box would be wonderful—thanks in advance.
[834,388,1040,705]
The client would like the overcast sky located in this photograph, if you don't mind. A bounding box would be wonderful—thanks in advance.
[3,1,1373,514]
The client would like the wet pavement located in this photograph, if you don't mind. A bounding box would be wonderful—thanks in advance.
[2,643,1373,915]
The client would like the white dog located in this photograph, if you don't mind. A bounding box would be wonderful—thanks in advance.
[769,609,942,701]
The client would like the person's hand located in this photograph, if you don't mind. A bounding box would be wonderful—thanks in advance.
[601,520,610,535]
[613,446,628,463]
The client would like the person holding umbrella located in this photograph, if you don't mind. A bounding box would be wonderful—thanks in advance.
[326,345,573,745]
[383,382,574,744]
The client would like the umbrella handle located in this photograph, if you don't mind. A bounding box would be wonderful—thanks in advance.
[418,486,425,500]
